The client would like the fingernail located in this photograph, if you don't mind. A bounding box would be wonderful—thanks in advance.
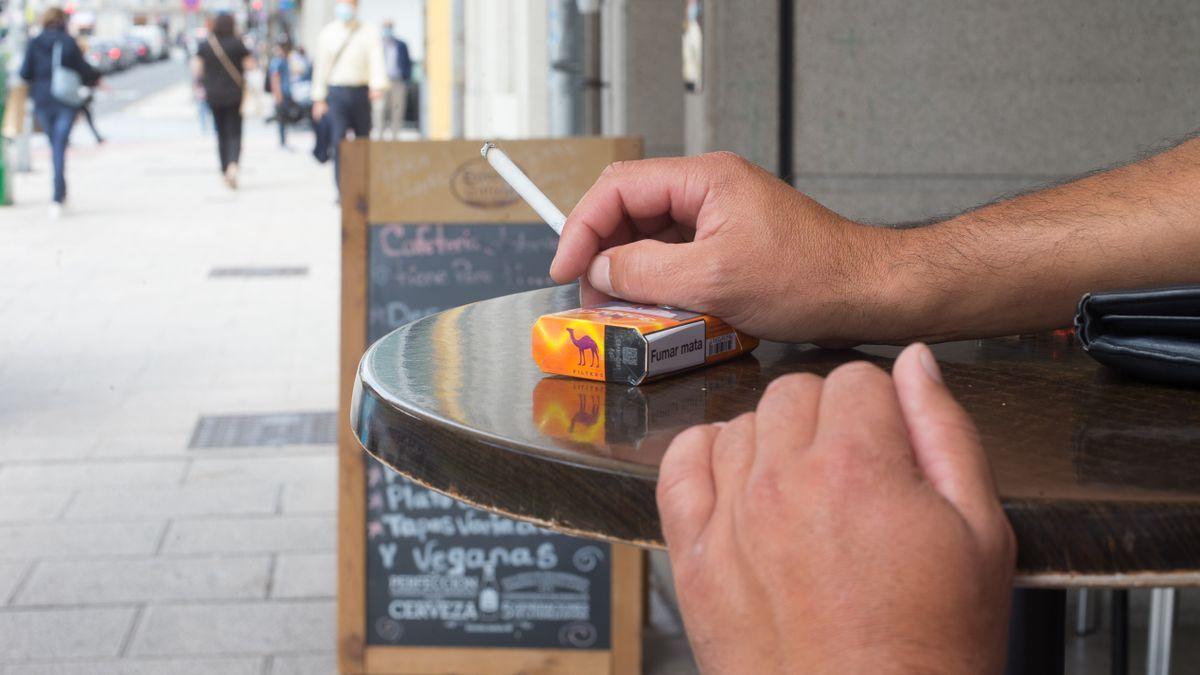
[587,255,614,296]
[916,343,943,383]
[711,421,727,429]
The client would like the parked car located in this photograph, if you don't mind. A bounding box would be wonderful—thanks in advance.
[124,36,153,63]
[85,39,120,74]
[128,25,168,61]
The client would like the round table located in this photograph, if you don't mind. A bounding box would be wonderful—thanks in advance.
[352,284,1200,588]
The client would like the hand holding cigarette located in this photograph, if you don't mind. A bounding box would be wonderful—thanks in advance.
[550,152,913,346]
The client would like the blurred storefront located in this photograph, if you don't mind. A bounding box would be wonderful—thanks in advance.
[290,0,1200,230]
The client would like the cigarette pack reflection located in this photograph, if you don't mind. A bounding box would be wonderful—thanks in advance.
[532,379,609,445]
[531,360,759,464]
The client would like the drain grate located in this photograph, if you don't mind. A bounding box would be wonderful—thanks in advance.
[208,266,309,278]
[188,411,337,448]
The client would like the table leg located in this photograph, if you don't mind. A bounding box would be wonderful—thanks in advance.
[1112,589,1128,675]
[1004,588,1066,675]
[1146,588,1176,675]
[1075,588,1100,636]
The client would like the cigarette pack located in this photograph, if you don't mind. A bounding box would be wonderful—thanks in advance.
[531,303,759,385]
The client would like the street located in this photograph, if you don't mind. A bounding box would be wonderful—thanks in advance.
[1,63,342,674]
[91,57,190,118]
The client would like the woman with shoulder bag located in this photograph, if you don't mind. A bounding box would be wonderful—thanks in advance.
[193,13,256,189]
[19,8,102,218]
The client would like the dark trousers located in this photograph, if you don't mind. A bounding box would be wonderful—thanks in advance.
[34,102,76,204]
[211,104,243,172]
[327,85,371,192]
[79,104,103,143]
[275,103,289,147]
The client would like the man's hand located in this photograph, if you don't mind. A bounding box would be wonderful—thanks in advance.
[552,152,912,344]
[369,89,385,102]
[557,140,1200,343]
[657,343,1015,674]
[312,100,328,121]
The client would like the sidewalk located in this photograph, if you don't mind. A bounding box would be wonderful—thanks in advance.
[0,83,342,674]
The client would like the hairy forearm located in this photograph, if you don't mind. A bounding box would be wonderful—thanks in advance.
[888,137,1200,342]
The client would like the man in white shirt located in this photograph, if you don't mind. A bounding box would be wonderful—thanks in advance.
[311,0,389,193]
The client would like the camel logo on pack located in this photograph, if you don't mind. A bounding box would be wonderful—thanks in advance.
[566,328,599,367]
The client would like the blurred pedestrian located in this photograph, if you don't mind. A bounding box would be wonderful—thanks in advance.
[19,7,102,218]
[194,13,256,189]
[291,46,313,81]
[268,41,294,149]
[374,20,411,140]
[311,0,388,195]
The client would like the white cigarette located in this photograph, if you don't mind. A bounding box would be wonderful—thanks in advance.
[481,142,567,235]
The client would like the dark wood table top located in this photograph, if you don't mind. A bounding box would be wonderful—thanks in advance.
[352,285,1200,587]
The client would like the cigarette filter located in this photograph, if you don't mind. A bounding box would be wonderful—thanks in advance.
[532,303,758,385]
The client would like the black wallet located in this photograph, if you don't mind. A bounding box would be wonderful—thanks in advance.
[1075,286,1200,386]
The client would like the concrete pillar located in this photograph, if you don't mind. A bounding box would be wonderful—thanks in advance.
[617,0,683,157]
[789,1,1200,224]
[685,0,780,171]
[461,0,549,139]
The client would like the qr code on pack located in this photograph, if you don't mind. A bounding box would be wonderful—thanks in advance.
[622,346,639,365]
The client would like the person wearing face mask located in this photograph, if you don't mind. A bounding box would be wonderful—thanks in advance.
[311,0,389,195]
[374,20,412,140]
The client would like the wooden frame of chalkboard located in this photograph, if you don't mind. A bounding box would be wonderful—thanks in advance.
[338,138,646,674]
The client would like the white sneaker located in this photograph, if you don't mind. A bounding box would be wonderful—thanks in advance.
[48,203,63,220]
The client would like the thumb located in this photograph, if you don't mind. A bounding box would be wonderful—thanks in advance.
[586,239,715,310]
[892,343,1002,532]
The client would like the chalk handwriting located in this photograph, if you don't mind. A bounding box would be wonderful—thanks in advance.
[412,540,559,575]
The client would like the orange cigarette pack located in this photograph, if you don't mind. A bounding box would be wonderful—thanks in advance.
[531,303,759,385]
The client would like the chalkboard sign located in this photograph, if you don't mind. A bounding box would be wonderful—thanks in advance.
[367,223,561,340]
[364,462,613,649]
[363,221,612,650]
[338,138,644,674]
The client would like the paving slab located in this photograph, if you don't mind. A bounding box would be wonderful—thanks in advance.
[280,480,336,514]
[0,492,72,522]
[0,521,164,559]
[16,556,272,606]
[185,455,336,486]
[1,656,264,675]
[90,432,193,458]
[0,461,187,490]
[162,516,335,554]
[129,599,334,656]
[0,562,28,604]
[0,437,96,462]
[268,653,336,675]
[0,607,137,659]
[66,485,277,519]
[271,552,335,599]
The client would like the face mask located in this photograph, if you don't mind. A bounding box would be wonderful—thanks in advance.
[382,28,393,39]
[334,3,355,23]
